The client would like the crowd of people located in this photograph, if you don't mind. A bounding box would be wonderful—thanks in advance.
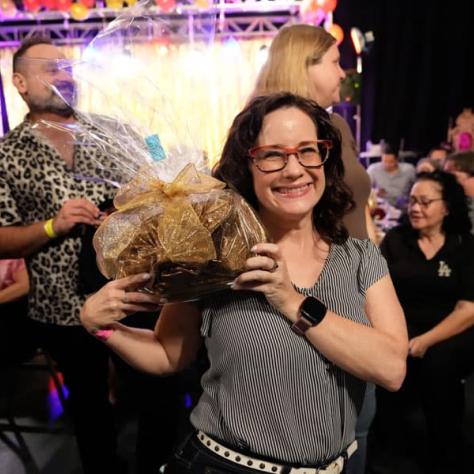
[0,25,473,474]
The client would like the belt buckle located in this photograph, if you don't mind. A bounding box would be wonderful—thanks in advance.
[318,457,344,474]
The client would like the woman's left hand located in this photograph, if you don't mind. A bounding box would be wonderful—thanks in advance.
[231,243,303,319]
[408,335,431,358]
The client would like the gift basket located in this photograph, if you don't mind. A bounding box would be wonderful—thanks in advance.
[33,3,268,302]
[94,162,267,301]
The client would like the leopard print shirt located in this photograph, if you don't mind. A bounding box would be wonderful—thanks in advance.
[0,117,119,326]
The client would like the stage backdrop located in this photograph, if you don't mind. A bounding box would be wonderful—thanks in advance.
[0,37,271,165]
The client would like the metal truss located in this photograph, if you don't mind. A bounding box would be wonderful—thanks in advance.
[0,1,304,47]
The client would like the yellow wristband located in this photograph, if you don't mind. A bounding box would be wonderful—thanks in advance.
[44,218,57,239]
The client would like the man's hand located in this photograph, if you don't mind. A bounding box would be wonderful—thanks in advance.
[52,198,102,236]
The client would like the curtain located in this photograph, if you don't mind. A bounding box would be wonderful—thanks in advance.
[335,0,474,154]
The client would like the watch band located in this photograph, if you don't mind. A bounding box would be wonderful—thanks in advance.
[291,296,327,336]
[291,315,314,336]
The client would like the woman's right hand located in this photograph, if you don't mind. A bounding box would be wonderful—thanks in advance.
[80,273,161,334]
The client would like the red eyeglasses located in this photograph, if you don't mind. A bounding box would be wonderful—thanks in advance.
[248,140,332,173]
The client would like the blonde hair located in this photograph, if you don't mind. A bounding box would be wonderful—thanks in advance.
[252,24,336,101]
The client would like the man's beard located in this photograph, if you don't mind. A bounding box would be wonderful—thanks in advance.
[28,82,77,118]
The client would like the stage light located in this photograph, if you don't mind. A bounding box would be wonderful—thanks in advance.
[350,27,364,55]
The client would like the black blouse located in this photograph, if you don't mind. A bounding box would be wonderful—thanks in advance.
[380,226,474,337]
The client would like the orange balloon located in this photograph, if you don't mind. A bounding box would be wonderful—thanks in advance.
[321,0,338,13]
[328,23,344,45]
[70,2,89,21]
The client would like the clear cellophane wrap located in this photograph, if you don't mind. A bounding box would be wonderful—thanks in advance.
[29,6,268,301]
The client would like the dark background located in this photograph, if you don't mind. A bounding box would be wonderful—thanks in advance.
[335,0,474,155]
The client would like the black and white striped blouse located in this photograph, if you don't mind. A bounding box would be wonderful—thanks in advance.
[190,238,388,465]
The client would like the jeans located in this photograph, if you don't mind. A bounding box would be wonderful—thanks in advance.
[345,383,376,474]
[167,432,348,474]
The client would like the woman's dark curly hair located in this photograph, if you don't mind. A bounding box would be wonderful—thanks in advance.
[213,93,354,244]
[415,171,472,234]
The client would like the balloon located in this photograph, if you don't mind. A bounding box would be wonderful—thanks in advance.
[70,2,89,21]
[321,0,338,14]
[155,0,175,12]
[23,0,41,12]
[106,0,123,8]
[40,0,57,9]
[56,0,72,11]
[0,0,17,17]
[328,23,344,45]
[300,0,326,26]
[80,0,95,8]
[194,0,209,8]
[300,0,314,15]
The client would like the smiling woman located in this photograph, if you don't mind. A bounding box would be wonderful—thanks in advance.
[247,107,329,226]
[215,93,351,244]
[373,171,474,473]
[80,92,408,474]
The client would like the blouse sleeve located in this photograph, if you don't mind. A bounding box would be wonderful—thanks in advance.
[357,239,389,294]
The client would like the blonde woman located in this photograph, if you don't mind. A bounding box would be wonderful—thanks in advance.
[252,24,379,474]
[252,24,374,241]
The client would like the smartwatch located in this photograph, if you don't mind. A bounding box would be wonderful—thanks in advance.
[291,296,327,336]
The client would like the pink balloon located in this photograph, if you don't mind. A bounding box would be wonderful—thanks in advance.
[40,0,57,9]
[56,0,73,11]
[155,0,176,13]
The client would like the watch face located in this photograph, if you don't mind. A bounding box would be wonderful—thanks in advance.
[300,296,327,325]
